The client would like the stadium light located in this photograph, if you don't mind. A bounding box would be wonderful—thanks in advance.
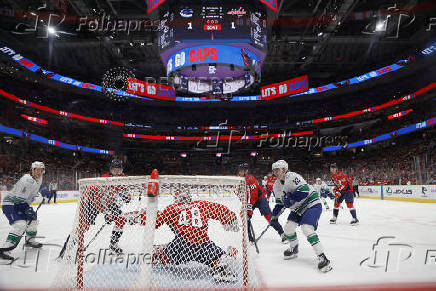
[47,26,56,34]
[375,20,387,32]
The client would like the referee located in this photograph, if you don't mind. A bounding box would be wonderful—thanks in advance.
[49,179,58,203]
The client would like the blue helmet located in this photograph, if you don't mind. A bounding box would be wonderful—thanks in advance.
[238,163,249,170]
[330,163,338,169]
[110,159,123,169]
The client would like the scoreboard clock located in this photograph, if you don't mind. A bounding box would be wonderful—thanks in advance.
[157,0,268,95]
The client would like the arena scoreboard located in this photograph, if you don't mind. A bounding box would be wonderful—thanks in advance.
[157,0,268,95]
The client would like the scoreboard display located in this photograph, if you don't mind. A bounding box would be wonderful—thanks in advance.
[158,3,267,51]
[156,0,268,95]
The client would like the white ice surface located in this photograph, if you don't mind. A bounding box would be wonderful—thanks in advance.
[1,198,436,288]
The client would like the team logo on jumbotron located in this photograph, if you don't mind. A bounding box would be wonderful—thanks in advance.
[227,7,246,17]
[180,7,193,18]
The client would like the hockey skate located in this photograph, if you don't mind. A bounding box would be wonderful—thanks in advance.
[350,218,359,225]
[329,217,337,224]
[283,244,298,260]
[212,264,237,283]
[318,253,332,272]
[0,251,15,262]
[24,239,42,249]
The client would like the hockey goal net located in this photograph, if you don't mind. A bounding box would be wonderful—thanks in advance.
[55,174,261,289]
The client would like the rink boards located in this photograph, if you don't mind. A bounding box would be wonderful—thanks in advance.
[358,185,436,203]
[2,185,436,207]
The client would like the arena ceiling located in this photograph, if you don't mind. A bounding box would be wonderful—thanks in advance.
[0,0,434,94]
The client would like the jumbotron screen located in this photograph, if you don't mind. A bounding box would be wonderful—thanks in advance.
[158,2,267,52]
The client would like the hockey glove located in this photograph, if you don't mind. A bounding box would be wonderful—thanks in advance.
[40,188,52,199]
[334,190,341,198]
[283,192,294,208]
[104,213,115,224]
[247,204,253,219]
[15,203,37,221]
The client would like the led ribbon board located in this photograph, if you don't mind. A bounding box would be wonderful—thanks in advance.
[260,75,309,100]
[323,117,436,152]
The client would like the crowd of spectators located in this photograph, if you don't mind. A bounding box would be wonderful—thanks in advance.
[1,127,435,191]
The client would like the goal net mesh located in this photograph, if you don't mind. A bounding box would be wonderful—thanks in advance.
[54,175,261,289]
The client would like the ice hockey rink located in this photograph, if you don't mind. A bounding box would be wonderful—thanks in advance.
[1,198,435,289]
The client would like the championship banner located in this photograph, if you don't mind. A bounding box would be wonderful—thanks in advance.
[127,78,176,101]
[260,75,309,100]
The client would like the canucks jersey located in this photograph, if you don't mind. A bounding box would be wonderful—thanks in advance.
[313,181,332,198]
[272,171,320,215]
[2,174,42,206]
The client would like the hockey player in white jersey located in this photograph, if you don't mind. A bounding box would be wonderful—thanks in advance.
[313,178,334,210]
[271,160,332,272]
[0,161,51,261]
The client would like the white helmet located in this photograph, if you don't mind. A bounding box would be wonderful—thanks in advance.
[316,177,321,181]
[31,161,45,169]
[272,160,288,171]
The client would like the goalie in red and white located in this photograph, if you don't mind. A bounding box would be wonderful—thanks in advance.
[114,184,241,282]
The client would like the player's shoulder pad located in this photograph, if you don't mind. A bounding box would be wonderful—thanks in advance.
[22,174,36,184]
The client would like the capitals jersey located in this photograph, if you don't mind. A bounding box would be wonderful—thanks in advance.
[265,176,277,192]
[272,171,320,215]
[155,200,237,244]
[331,171,353,195]
[91,173,127,214]
[245,174,267,205]
[2,174,42,206]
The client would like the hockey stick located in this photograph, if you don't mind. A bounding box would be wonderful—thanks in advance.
[255,224,270,243]
[83,223,106,251]
[247,219,259,254]
[0,198,46,253]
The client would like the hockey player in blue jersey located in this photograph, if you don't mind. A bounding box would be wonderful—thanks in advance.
[0,161,52,261]
[271,160,332,272]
